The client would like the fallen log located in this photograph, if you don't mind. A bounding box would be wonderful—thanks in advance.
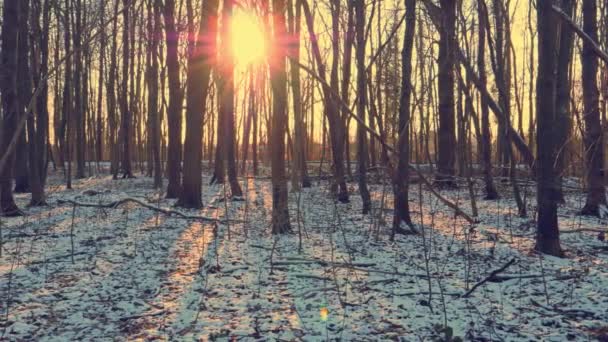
[57,198,242,224]
[461,258,516,298]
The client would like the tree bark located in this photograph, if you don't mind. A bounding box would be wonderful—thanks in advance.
[179,0,219,207]
[163,0,183,198]
[120,0,133,178]
[393,0,416,237]
[536,0,563,257]
[580,0,607,216]
[0,0,23,216]
[355,0,371,214]
[270,0,292,234]
[218,0,243,198]
[435,0,457,188]
[477,0,499,200]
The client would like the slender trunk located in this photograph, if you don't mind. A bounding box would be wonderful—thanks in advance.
[163,0,183,197]
[219,0,243,197]
[477,0,499,199]
[393,0,416,236]
[435,0,457,188]
[555,0,575,203]
[355,0,371,214]
[581,0,607,215]
[270,0,292,234]
[120,0,133,178]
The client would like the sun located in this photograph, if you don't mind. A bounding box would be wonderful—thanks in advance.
[230,11,267,66]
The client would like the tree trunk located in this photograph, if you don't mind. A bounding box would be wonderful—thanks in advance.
[477,0,499,199]
[270,0,292,234]
[535,0,563,257]
[555,0,575,203]
[108,0,120,178]
[163,0,183,198]
[435,0,457,188]
[218,0,243,198]
[148,0,163,189]
[580,0,607,216]
[120,0,133,178]
[179,0,219,207]
[393,0,416,237]
[0,0,23,216]
[288,0,311,189]
[355,0,371,214]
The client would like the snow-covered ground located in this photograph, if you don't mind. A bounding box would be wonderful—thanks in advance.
[0,170,607,341]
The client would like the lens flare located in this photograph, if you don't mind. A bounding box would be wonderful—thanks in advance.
[230,11,267,66]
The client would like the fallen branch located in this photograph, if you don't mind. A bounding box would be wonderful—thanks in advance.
[119,310,167,322]
[57,198,242,224]
[531,299,596,319]
[293,274,332,281]
[462,258,517,298]
[560,228,608,234]
[552,5,608,65]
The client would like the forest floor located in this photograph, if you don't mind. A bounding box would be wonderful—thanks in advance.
[0,167,607,341]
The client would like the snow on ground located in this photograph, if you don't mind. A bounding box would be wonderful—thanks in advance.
[0,169,607,341]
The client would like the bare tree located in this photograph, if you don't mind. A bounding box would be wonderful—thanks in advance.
[393,0,416,236]
[535,0,563,256]
[270,0,292,234]
[218,0,243,198]
[580,0,607,215]
[0,0,23,216]
[163,0,183,198]
[179,0,220,208]
[120,0,134,178]
[477,0,499,200]
[354,0,371,214]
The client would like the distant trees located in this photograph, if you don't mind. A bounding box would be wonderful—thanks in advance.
[1,0,607,251]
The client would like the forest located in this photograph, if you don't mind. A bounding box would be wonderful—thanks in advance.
[0,0,607,340]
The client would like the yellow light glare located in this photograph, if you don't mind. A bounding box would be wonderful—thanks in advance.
[320,307,329,321]
[230,11,266,66]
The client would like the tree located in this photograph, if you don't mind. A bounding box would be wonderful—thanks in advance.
[301,0,349,202]
[147,0,163,189]
[74,0,86,179]
[0,0,23,216]
[16,0,32,194]
[163,0,183,198]
[580,0,607,216]
[434,0,457,188]
[535,0,563,256]
[218,0,243,198]
[287,0,311,190]
[108,0,120,178]
[477,0,499,200]
[393,0,416,236]
[354,0,371,214]
[120,0,134,178]
[270,0,292,234]
[179,0,219,208]
[28,0,51,205]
